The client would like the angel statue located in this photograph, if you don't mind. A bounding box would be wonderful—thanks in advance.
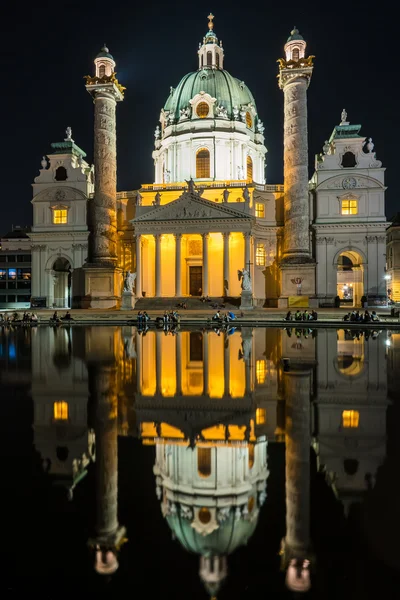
[238,267,252,292]
[123,270,136,293]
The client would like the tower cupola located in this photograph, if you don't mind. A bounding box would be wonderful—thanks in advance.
[94,44,116,78]
[198,13,224,70]
[284,26,306,62]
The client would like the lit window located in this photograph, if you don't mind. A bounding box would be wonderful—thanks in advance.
[207,51,212,66]
[255,203,265,218]
[216,52,220,68]
[53,209,68,224]
[246,111,253,128]
[342,410,359,428]
[248,444,255,469]
[196,148,210,178]
[54,401,69,421]
[197,447,211,477]
[99,64,106,77]
[256,244,266,266]
[256,407,267,425]
[256,360,266,384]
[341,199,358,215]
[196,102,210,118]
[292,47,299,61]
[247,155,253,181]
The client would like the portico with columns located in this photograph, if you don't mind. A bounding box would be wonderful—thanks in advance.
[132,186,254,298]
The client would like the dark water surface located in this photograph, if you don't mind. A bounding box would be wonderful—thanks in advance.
[0,325,398,599]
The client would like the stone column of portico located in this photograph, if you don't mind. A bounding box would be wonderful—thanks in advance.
[202,233,209,296]
[282,366,312,570]
[135,234,142,298]
[84,48,125,308]
[175,233,182,297]
[244,233,251,269]
[223,232,230,296]
[278,30,315,304]
[203,332,209,396]
[155,234,162,297]
[136,331,141,393]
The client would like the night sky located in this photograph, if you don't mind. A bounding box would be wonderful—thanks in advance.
[2,0,397,231]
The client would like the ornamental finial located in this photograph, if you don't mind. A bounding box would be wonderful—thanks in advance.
[207,13,214,30]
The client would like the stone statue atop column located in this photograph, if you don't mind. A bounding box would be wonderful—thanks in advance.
[223,188,230,203]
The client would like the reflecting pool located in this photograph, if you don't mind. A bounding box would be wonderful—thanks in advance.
[0,326,398,597]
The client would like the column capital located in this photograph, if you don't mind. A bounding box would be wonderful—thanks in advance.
[202,232,210,240]
[222,231,230,240]
[154,233,162,241]
[174,232,182,240]
[243,231,252,239]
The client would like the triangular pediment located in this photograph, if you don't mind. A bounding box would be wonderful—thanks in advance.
[133,191,252,223]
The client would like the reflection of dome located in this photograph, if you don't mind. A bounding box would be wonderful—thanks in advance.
[164,69,258,121]
[166,505,259,555]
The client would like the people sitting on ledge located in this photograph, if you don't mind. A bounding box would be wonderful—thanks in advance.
[212,310,221,321]
[344,309,380,323]
[176,301,187,309]
[61,311,73,321]
[51,311,61,323]
[293,309,317,321]
[200,295,211,303]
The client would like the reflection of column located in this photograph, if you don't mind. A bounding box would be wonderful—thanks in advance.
[224,337,230,396]
[136,235,142,297]
[223,232,230,295]
[283,367,311,562]
[175,233,182,297]
[176,333,182,395]
[202,233,209,296]
[244,232,251,269]
[88,360,125,574]
[203,333,209,396]
[155,234,162,297]
[136,332,141,393]
[156,332,162,395]
[241,328,252,394]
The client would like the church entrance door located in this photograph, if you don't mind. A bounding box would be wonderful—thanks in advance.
[189,266,202,296]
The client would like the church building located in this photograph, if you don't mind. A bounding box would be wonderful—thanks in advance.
[27,15,387,309]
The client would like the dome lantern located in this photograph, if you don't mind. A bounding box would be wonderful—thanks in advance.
[198,13,224,70]
[284,26,306,62]
[94,44,116,78]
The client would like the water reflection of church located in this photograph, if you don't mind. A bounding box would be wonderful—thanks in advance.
[2,324,390,594]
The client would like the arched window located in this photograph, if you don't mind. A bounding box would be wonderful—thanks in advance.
[256,244,266,266]
[55,166,67,181]
[256,361,266,385]
[207,51,212,66]
[196,148,210,178]
[292,47,299,61]
[248,444,255,469]
[99,64,106,77]
[247,155,253,180]
[245,112,253,129]
[256,407,267,424]
[341,151,357,168]
[197,447,211,477]
[196,102,209,118]
[216,53,220,68]
[201,55,203,67]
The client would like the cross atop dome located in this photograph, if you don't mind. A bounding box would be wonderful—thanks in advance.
[198,13,224,70]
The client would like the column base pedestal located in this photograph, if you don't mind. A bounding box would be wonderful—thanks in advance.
[120,291,136,310]
[240,290,254,310]
[279,263,316,308]
[82,264,122,309]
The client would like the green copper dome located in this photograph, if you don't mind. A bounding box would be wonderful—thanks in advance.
[287,26,304,42]
[164,69,258,121]
[96,45,114,60]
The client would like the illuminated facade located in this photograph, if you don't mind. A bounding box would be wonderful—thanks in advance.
[26,17,387,308]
